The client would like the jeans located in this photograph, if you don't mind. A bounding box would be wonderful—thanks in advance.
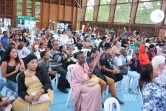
[104,72,123,82]
[6,79,18,98]
[127,71,140,89]
[0,49,5,60]
[0,78,5,92]
[52,66,67,89]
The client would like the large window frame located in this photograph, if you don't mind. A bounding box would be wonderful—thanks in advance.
[135,0,162,24]
[113,1,132,23]
[97,0,111,22]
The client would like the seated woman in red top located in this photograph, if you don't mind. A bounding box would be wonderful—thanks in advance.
[139,44,150,66]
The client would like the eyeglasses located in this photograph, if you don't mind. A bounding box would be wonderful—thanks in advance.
[54,44,59,45]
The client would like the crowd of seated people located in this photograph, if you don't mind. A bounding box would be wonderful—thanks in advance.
[0,26,165,111]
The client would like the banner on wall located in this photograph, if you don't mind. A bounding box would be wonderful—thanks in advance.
[17,16,36,33]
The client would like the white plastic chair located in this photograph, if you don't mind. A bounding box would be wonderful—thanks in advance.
[65,64,75,107]
[121,75,131,92]
[81,49,90,57]
[55,73,59,90]
[104,97,120,111]
[5,87,14,97]
[127,49,134,56]
[102,85,109,98]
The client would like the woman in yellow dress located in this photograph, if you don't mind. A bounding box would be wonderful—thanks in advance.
[12,54,54,111]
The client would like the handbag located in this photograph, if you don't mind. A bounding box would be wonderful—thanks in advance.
[30,91,50,105]
[120,68,128,75]
[84,75,99,87]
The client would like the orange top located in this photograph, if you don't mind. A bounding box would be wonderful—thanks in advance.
[139,44,151,66]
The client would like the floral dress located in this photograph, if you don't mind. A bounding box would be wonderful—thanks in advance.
[12,75,54,111]
[142,82,166,111]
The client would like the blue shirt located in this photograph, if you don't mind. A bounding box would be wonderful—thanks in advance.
[1,36,9,49]
[90,39,95,45]
[163,45,166,50]
[119,55,128,68]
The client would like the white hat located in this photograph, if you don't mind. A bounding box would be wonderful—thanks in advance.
[152,56,166,68]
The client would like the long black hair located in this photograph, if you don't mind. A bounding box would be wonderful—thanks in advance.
[90,48,98,57]
[2,46,20,64]
[139,64,153,90]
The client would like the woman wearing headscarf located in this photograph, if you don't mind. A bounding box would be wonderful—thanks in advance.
[138,44,150,66]
[12,54,54,111]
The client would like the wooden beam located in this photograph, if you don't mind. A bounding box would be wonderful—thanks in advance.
[93,0,100,22]
[13,0,17,27]
[77,0,87,22]
[159,0,166,26]
[41,0,44,28]
[48,0,51,21]
[109,0,117,24]
[4,0,6,17]
[32,0,35,17]
[72,0,75,30]
[22,0,26,16]
[57,0,60,20]
[64,0,66,21]
[129,0,139,24]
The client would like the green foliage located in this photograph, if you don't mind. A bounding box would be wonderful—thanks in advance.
[135,2,161,24]
[100,0,111,5]
[98,6,110,22]
[114,4,131,23]
[85,7,94,21]
[117,0,129,3]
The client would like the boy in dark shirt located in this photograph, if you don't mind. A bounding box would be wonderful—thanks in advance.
[130,53,141,73]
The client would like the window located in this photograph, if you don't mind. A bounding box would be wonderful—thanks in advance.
[98,6,110,22]
[98,0,111,22]
[17,0,22,16]
[35,2,40,22]
[0,18,3,27]
[117,0,130,3]
[100,0,111,5]
[85,0,95,21]
[135,1,161,24]
[85,7,94,21]
[26,0,32,16]
[114,4,131,23]
[87,0,95,6]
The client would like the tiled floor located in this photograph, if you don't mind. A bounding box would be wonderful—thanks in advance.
[0,74,142,111]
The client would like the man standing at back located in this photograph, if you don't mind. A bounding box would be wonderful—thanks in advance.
[1,31,9,50]
[50,40,69,93]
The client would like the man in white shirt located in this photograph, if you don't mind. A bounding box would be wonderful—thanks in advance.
[152,56,166,84]
[59,31,68,46]
[65,33,74,46]
[95,35,102,48]
[117,49,140,94]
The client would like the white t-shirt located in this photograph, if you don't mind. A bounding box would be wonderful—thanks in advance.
[117,57,123,67]
[59,34,68,46]
[17,47,30,59]
[95,39,102,48]
[65,38,74,45]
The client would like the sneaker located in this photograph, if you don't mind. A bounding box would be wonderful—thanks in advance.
[129,88,138,94]
[115,97,124,105]
[59,89,68,94]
